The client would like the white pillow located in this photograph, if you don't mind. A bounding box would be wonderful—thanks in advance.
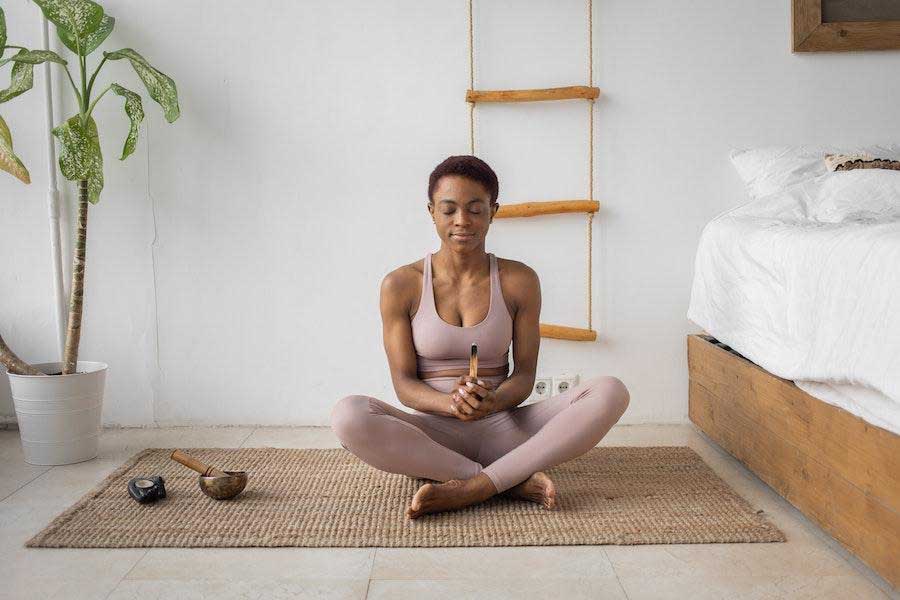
[806,169,900,223]
[730,144,900,200]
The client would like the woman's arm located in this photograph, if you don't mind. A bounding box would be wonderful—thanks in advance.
[380,268,456,415]
[488,263,541,412]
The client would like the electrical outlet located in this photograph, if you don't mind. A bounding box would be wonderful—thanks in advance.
[553,373,580,396]
[526,376,553,405]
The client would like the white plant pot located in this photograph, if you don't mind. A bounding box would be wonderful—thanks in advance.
[6,361,107,466]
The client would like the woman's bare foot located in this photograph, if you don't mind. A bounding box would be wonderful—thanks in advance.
[503,471,556,510]
[406,473,497,519]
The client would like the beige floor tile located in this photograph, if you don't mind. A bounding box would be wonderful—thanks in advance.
[0,575,127,600]
[0,455,125,511]
[371,546,616,580]
[99,426,256,461]
[0,512,144,599]
[0,493,78,546]
[126,547,375,580]
[1,539,147,583]
[240,425,341,448]
[367,576,627,600]
[0,430,52,500]
[605,540,856,579]
[0,498,148,582]
[619,573,771,600]
[772,575,892,599]
[97,427,199,461]
[619,573,890,600]
[107,578,368,600]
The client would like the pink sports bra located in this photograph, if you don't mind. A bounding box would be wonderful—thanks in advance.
[411,252,513,373]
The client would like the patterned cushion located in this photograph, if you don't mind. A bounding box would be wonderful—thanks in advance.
[825,153,900,172]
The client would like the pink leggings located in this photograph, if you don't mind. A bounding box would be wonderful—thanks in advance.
[330,376,629,493]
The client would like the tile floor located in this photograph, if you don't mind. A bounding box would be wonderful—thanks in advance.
[0,424,896,600]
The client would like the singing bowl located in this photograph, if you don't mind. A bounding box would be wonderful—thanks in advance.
[198,470,248,500]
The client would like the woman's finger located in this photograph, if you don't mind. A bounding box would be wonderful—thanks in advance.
[457,387,482,410]
[464,376,494,390]
[451,401,473,421]
[463,381,489,399]
[454,393,477,415]
[450,399,471,419]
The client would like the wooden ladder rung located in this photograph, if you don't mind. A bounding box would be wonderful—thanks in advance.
[495,200,599,219]
[466,86,601,103]
[540,323,597,341]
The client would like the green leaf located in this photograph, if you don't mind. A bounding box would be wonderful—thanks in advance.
[104,48,179,123]
[1,7,8,52]
[52,115,104,203]
[57,13,113,56]
[0,51,35,104]
[110,83,143,160]
[0,114,31,183]
[32,0,104,40]
[8,49,68,65]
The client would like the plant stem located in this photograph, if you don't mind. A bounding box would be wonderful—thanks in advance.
[86,55,107,100]
[86,84,111,118]
[62,179,89,375]
[79,53,88,114]
[0,332,45,376]
[63,65,83,108]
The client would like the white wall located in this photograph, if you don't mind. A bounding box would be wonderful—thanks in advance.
[2,0,899,427]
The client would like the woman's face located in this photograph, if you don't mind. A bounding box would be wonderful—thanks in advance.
[428,175,498,248]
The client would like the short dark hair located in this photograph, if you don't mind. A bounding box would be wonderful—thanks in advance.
[428,155,499,204]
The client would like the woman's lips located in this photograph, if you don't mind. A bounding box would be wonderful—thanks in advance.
[452,233,474,240]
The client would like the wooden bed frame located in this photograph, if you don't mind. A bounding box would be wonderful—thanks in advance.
[687,334,899,588]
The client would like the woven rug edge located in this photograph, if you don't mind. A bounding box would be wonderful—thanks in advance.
[25,447,158,548]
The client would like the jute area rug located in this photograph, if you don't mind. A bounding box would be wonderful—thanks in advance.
[26,446,785,548]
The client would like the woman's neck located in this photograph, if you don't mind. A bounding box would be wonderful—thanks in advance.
[433,247,489,283]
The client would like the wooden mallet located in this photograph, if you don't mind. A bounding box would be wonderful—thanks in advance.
[170,449,228,477]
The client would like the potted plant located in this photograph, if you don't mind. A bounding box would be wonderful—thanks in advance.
[0,0,179,465]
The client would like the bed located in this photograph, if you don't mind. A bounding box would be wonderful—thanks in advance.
[686,149,900,588]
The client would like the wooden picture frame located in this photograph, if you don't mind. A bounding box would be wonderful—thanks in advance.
[793,0,900,51]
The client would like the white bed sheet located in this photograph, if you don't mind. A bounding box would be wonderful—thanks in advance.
[687,195,900,436]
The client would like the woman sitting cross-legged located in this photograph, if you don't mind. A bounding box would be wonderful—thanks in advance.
[330,155,630,519]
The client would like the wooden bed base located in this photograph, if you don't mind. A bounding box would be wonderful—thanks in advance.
[687,334,899,588]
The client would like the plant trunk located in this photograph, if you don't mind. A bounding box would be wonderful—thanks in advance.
[62,179,89,375]
[0,332,45,375]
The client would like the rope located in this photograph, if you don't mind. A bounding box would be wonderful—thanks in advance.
[587,0,593,330]
[588,212,593,331]
[588,0,594,202]
[468,0,475,155]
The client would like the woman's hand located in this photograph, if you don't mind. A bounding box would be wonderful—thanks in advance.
[448,376,499,421]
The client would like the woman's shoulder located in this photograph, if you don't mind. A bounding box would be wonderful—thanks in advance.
[380,258,426,297]
[494,255,539,283]
[494,256,540,317]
